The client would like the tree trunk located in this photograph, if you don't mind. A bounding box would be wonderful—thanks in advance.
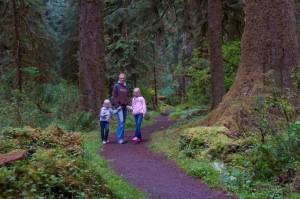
[79,0,105,117]
[204,0,300,131]
[208,0,226,108]
[13,0,22,125]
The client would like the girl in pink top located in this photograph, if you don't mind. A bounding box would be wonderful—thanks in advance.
[131,88,147,142]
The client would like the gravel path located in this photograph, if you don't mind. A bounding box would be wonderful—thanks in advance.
[101,113,236,199]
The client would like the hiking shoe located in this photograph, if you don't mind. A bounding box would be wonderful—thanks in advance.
[118,139,125,144]
[102,141,107,144]
[132,137,138,141]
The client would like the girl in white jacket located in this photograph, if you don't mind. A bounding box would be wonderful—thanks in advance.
[100,99,120,144]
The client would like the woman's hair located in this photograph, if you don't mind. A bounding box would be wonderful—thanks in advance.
[103,99,111,106]
[133,88,141,96]
[119,73,126,78]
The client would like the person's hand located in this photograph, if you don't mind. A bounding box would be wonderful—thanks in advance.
[143,114,146,118]
[117,106,122,110]
[126,105,132,111]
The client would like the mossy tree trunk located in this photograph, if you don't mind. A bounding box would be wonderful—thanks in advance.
[79,0,105,117]
[208,0,225,108]
[204,0,300,131]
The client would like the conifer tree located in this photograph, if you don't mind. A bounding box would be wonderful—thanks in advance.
[79,0,105,117]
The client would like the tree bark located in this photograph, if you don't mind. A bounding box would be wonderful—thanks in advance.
[204,0,300,131]
[13,0,23,125]
[79,0,106,117]
[208,0,226,108]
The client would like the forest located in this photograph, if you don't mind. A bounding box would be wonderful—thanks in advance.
[0,0,300,198]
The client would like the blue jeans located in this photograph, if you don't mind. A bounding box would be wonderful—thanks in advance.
[134,114,143,139]
[100,121,109,141]
[117,106,127,141]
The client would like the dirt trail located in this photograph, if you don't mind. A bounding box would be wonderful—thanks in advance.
[101,114,235,199]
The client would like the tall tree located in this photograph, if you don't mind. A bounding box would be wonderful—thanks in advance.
[208,0,225,108]
[204,0,300,131]
[0,0,56,126]
[79,0,105,117]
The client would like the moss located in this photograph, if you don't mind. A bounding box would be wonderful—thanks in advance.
[0,149,112,198]
[179,126,242,158]
[1,126,83,156]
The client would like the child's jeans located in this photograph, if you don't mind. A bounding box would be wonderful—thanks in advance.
[100,121,109,141]
[134,114,143,139]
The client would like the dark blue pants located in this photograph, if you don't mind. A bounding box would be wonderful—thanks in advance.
[134,114,143,139]
[100,121,109,141]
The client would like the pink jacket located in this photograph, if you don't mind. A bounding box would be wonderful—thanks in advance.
[132,96,147,116]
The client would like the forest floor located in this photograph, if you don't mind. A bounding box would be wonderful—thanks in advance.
[101,112,236,199]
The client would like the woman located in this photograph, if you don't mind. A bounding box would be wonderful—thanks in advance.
[112,73,131,144]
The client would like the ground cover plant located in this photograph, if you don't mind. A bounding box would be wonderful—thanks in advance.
[0,125,147,199]
[0,126,113,198]
[149,96,300,198]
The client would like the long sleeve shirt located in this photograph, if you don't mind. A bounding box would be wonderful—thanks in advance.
[131,96,147,116]
[112,82,131,108]
[99,107,118,122]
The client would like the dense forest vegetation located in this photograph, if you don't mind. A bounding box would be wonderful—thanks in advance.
[1,0,300,198]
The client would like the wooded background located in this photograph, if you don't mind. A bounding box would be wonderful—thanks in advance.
[0,0,299,131]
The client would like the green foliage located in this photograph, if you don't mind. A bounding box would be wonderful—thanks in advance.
[170,103,209,120]
[0,81,98,132]
[0,127,113,198]
[139,84,155,108]
[158,73,179,104]
[0,149,111,198]
[183,51,211,105]
[179,126,239,159]
[181,40,241,106]
[149,124,225,189]
[249,93,300,179]
[0,126,83,155]
[222,40,241,90]
[150,95,300,198]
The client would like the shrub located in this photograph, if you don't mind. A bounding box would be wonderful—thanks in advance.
[179,126,242,159]
[0,149,112,198]
[0,126,113,198]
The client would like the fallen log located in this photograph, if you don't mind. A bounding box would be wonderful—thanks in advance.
[158,96,166,100]
[0,149,29,165]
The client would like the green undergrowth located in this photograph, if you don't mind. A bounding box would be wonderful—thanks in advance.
[149,120,300,199]
[0,125,148,198]
[0,126,113,198]
[169,103,209,120]
[84,131,147,199]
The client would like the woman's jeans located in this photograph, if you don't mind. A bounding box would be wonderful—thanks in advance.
[100,121,109,141]
[134,114,143,139]
[117,106,127,141]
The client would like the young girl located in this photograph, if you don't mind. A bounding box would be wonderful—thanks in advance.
[131,88,147,142]
[100,99,120,144]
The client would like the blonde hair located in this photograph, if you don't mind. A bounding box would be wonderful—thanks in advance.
[133,88,141,96]
[119,73,126,78]
[103,99,111,106]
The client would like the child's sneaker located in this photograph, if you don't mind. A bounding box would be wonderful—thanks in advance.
[136,138,141,142]
[102,141,107,144]
[118,139,125,144]
[106,140,109,143]
[132,137,138,141]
